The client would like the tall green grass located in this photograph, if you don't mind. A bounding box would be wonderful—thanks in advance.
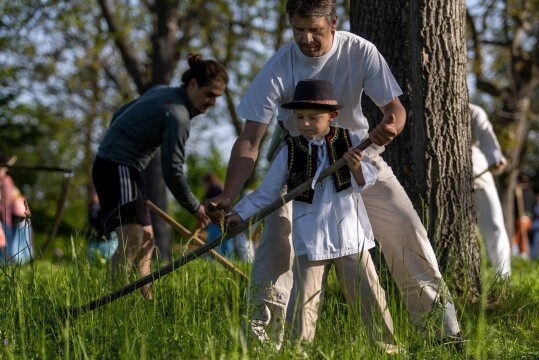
[1,236,538,359]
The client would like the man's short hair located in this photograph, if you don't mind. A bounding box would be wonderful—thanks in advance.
[286,0,337,23]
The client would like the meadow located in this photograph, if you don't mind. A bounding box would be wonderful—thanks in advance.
[1,237,539,359]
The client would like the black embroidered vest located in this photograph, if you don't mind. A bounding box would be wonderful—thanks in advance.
[286,127,353,204]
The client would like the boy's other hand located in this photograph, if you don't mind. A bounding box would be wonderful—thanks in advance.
[225,213,242,228]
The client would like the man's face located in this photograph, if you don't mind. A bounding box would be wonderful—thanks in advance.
[291,15,336,57]
[188,79,226,114]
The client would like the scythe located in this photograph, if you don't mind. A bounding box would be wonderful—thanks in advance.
[71,137,372,317]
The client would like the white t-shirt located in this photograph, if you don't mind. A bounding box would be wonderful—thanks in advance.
[233,130,376,261]
[237,31,403,136]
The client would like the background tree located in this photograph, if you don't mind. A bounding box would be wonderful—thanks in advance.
[0,0,363,258]
[0,0,293,253]
[95,0,294,259]
[351,0,481,298]
[0,1,112,243]
[467,0,539,239]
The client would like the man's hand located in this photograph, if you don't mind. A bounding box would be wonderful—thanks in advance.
[204,194,232,223]
[369,98,406,146]
[369,114,398,146]
[193,204,211,228]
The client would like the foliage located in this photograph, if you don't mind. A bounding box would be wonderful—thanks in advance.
[0,0,354,248]
[0,0,283,248]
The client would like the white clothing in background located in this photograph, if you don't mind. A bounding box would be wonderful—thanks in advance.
[470,103,511,277]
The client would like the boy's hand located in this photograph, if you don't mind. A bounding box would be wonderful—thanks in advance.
[225,213,243,228]
[343,148,363,172]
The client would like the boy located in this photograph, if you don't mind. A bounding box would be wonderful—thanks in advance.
[226,80,397,351]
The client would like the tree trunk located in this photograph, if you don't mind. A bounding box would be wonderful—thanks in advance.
[351,0,481,298]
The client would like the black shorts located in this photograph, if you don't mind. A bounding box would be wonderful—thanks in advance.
[92,157,151,233]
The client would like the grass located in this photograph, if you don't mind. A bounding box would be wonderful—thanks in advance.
[1,236,539,359]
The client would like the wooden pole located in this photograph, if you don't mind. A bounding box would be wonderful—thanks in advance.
[41,171,73,253]
[147,200,248,281]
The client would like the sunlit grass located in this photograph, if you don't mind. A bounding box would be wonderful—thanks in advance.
[1,236,539,359]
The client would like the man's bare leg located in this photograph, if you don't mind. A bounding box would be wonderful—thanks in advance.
[138,225,155,299]
[111,224,154,299]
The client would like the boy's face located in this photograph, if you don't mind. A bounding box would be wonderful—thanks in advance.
[294,108,338,140]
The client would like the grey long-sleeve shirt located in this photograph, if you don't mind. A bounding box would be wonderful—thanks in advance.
[97,85,201,213]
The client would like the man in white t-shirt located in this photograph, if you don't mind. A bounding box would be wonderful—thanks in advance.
[206,0,461,347]
[470,103,511,277]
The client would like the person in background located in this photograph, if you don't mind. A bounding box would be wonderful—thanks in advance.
[92,54,228,299]
[0,153,34,265]
[86,185,118,264]
[529,194,539,261]
[470,103,511,277]
[512,174,534,259]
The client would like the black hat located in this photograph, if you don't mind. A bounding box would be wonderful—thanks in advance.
[281,79,344,110]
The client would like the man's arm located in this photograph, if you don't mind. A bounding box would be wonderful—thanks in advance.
[368,97,406,146]
[205,120,268,221]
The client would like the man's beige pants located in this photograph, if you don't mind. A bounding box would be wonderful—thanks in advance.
[247,155,460,344]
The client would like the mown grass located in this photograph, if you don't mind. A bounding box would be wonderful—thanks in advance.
[1,236,538,359]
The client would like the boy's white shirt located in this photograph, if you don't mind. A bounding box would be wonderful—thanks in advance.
[234,130,377,261]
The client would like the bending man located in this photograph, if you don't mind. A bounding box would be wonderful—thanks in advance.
[93,54,228,299]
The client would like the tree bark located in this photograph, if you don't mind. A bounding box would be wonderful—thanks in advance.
[351,0,481,298]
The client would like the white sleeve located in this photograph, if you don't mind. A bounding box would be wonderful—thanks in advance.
[351,157,378,192]
[361,44,403,107]
[233,146,289,220]
[348,130,378,191]
[470,104,505,165]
